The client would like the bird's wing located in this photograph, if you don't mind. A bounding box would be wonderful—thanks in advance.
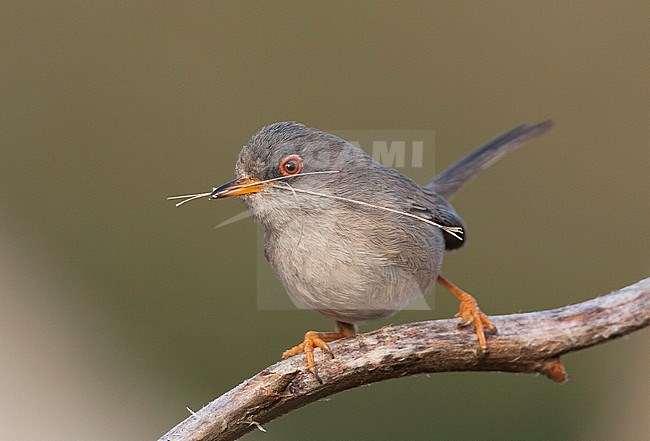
[409,200,465,251]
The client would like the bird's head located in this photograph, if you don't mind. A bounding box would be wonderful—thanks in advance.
[210,121,371,223]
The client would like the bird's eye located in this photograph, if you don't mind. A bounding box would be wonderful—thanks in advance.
[279,155,303,176]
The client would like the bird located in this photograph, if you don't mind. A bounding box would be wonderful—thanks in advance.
[184,120,552,381]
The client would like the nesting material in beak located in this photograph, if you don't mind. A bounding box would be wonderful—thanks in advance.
[209,177,267,199]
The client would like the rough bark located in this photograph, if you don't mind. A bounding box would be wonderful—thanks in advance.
[159,277,650,441]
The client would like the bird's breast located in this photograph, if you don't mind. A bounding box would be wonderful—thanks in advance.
[262,211,445,323]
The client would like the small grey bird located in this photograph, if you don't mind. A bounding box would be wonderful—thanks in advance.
[207,121,552,380]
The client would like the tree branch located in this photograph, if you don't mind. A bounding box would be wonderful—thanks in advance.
[159,278,650,441]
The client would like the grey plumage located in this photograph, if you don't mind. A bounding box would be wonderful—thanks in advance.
[232,121,551,324]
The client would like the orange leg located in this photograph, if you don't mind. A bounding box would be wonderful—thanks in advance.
[437,275,497,351]
[282,321,357,383]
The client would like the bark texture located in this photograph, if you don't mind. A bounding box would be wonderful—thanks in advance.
[159,277,650,441]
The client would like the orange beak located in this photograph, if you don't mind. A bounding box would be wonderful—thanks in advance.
[209,177,266,199]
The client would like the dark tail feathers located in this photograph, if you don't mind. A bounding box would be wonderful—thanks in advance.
[428,121,553,200]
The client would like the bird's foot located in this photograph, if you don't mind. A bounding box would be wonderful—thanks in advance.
[282,323,356,383]
[437,275,497,352]
[454,293,497,352]
[281,331,344,383]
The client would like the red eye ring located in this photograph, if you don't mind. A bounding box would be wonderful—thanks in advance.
[279,154,303,177]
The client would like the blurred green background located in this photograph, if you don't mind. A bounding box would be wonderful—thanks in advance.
[1,2,648,440]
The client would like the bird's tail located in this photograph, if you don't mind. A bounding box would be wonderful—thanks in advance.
[427,121,553,200]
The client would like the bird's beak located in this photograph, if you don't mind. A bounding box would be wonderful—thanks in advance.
[209,177,266,199]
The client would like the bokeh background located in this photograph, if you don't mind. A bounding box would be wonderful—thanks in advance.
[1,2,648,440]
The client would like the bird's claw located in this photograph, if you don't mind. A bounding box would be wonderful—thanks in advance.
[282,331,342,383]
[455,295,497,352]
